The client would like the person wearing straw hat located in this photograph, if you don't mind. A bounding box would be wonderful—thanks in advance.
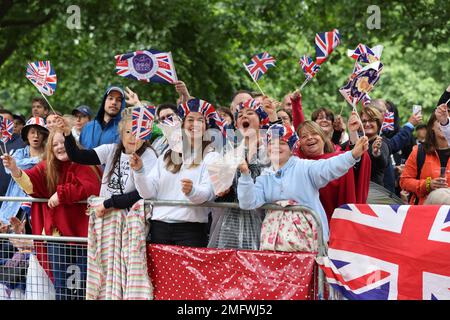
[237,124,369,246]
[0,117,48,232]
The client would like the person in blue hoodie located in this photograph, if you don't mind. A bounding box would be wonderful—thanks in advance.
[79,86,126,149]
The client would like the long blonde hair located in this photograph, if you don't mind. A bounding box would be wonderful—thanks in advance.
[297,121,335,154]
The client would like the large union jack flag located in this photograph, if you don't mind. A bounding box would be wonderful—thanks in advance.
[132,105,156,140]
[0,116,14,143]
[244,52,276,81]
[318,204,450,300]
[381,111,395,132]
[25,61,57,96]
[299,55,321,79]
[115,49,178,84]
[315,29,341,65]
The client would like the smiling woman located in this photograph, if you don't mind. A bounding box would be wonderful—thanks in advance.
[292,121,370,221]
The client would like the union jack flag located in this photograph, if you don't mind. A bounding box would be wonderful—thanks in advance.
[25,61,57,96]
[299,55,321,79]
[317,204,450,300]
[0,117,14,143]
[132,105,156,140]
[315,29,341,65]
[20,202,32,220]
[348,44,383,75]
[244,52,276,81]
[115,49,178,84]
[381,111,395,132]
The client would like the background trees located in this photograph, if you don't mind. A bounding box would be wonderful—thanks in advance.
[0,0,448,122]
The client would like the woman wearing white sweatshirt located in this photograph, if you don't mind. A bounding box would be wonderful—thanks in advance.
[130,98,224,247]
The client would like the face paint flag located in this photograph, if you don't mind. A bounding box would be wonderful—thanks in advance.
[381,111,395,132]
[25,61,57,96]
[315,29,341,65]
[131,105,156,140]
[244,52,276,81]
[299,55,321,79]
[339,61,383,106]
[115,49,178,84]
[0,117,14,143]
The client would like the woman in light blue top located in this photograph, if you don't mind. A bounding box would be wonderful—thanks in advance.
[237,124,368,242]
[0,117,48,229]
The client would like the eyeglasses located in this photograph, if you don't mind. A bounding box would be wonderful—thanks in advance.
[361,119,376,124]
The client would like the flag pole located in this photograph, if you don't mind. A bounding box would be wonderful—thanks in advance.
[352,100,365,136]
[242,63,265,96]
[299,78,310,91]
[339,104,345,117]
[39,91,57,115]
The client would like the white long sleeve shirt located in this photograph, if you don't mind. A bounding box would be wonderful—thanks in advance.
[132,151,220,223]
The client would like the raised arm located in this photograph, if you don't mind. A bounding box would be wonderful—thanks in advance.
[56,115,101,165]
[291,90,304,131]
[307,136,368,189]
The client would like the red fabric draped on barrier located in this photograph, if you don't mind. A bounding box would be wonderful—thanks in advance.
[147,244,316,300]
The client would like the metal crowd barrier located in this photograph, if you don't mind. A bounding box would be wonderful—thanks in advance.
[0,196,328,300]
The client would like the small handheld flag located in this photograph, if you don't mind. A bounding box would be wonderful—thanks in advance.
[26,61,57,96]
[131,105,156,141]
[380,111,395,134]
[25,61,57,114]
[243,52,276,95]
[315,29,341,65]
[299,29,340,91]
[115,49,178,84]
[0,117,14,154]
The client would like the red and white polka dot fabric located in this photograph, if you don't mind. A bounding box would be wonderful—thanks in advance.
[147,244,316,300]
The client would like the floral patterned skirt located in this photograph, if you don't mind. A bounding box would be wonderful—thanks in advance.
[260,206,318,253]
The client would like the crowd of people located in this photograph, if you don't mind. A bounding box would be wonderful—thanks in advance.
[0,81,449,298]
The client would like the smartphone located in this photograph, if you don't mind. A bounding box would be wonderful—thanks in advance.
[413,105,422,116]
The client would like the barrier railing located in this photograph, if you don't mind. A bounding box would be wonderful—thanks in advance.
[0,196,328,300]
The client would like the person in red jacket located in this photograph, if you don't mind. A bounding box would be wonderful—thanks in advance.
[292,121,367,222]
[2,129,101,299]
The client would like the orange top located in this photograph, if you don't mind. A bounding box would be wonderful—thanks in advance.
[400,145,450,204]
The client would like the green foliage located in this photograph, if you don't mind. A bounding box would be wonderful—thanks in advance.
[0,0,448,125]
